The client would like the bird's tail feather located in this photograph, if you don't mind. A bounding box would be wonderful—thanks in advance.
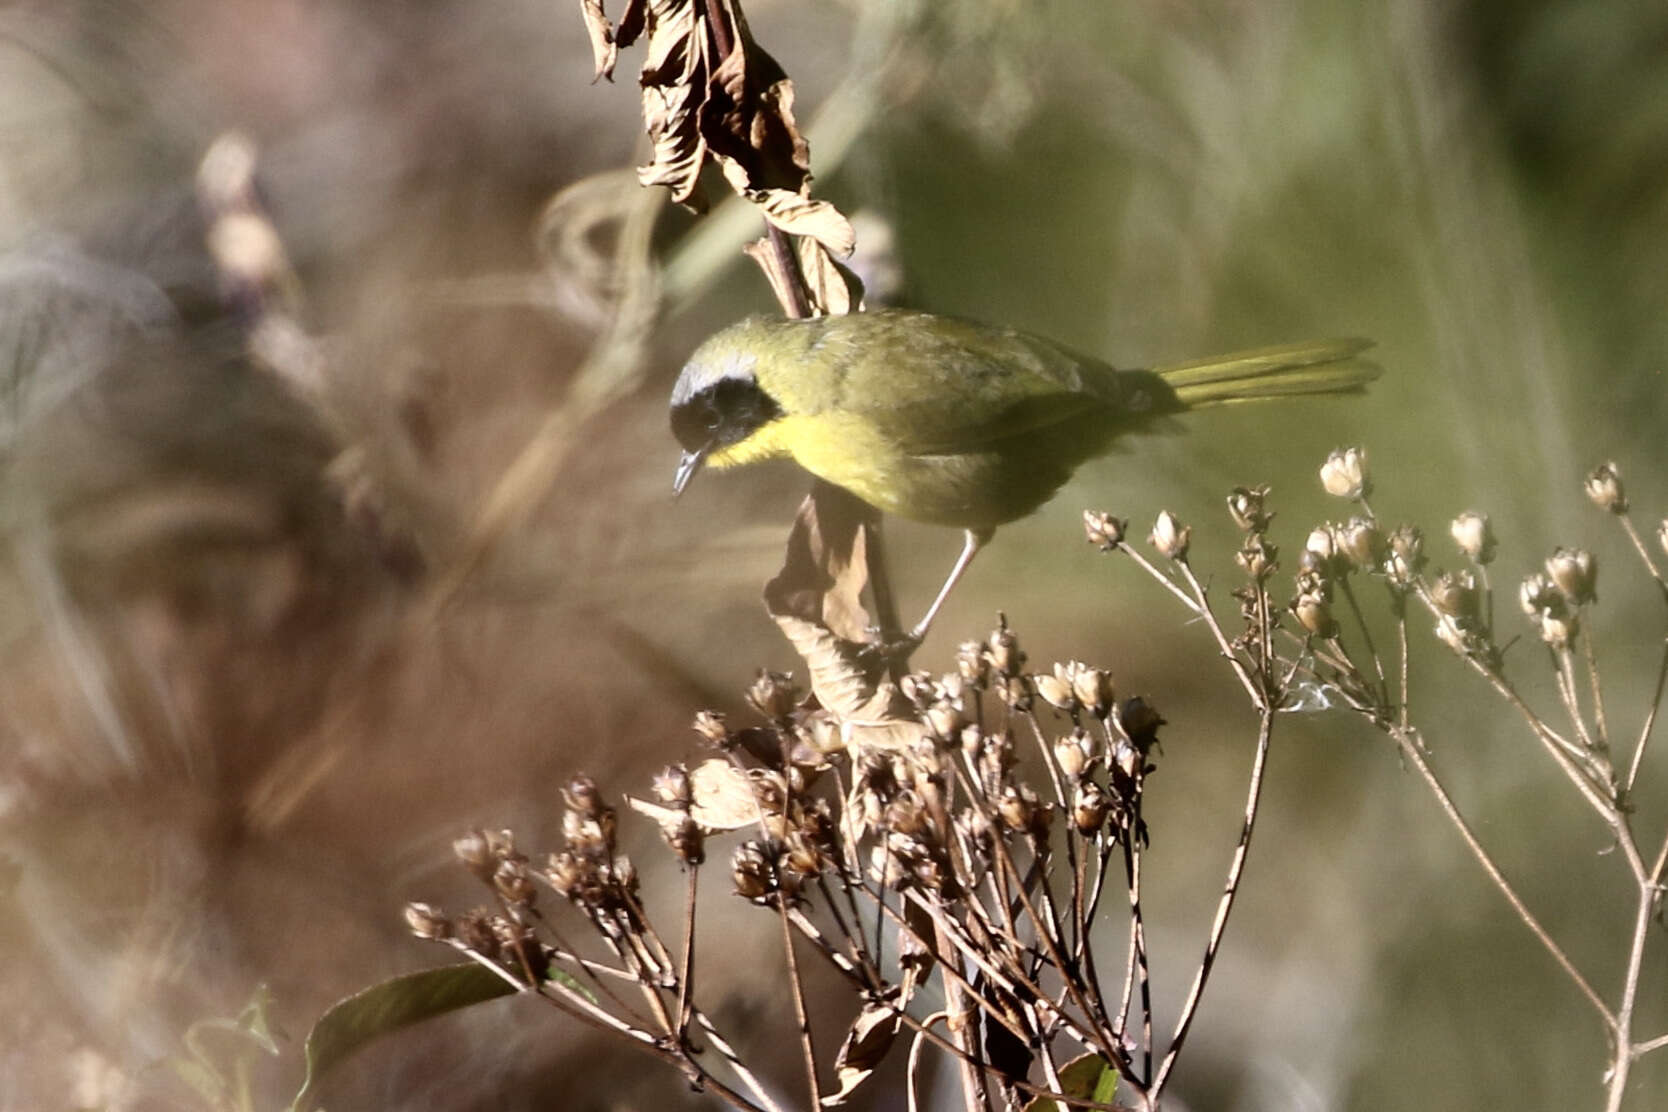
[1156,338,1380,409]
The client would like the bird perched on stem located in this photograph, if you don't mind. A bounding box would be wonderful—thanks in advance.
[671,308,1378,644]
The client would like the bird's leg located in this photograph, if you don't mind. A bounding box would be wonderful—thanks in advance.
[863,516,905,643]
[909,528,993,643]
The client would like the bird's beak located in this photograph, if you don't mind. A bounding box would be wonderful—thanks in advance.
[673,445,709,496]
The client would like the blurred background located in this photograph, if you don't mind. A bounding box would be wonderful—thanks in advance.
[2,0,1666,1108]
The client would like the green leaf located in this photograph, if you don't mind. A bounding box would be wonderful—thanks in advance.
[1022,1052,1120,1112]
[287,963,518,1112]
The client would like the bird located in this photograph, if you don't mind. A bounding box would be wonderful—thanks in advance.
[670,307,1378,644]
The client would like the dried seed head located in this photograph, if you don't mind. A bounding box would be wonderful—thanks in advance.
[897,671,932,707]
[1320,446,1370,500]
[482,828,523,864]
[652,764,694,807]
[1084,509,1127,550]
[1429,569,1479,621]
[1069,662,1115,717]
[1305,525,1338,567]
[959,723,984,760]
[1584,462,1627,514]
[781,832,824,878]
[1118,697,1165,754]
[986,617,1025,676]
[660,813,705,865]
[1054,727,1097,780]
[453,829,495,878]
[1450,511,1496,565]
[562,809,610,855]
[996,784,1036,833]
[731,841,776,902]
[562,774,605,818]
[1336,516,1386,570]
[1540,609,1579,650]
[1073,782,1111,835]
[1520,572,1560,617]
[956,640,991,687]
[1236,534,1278,581]
[1386,525,1425,586]
[925,698,965,739]
[884,790,931,837]
[747,669,800,720]
[404,902,450,941]
[979,733,1017,793]
[455,909,498,957]
[997,674,1032,711]
[493,859,537,908]
[1034,670,1076,712]
[543,851,586,900]
[1546,547,1597,606]
[1292,590,1337,637]
[1149,510,1191,561]
[1226,485,1272,533]
[692,710,731,745]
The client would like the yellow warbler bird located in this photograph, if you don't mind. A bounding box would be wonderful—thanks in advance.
[671,308,1377,642]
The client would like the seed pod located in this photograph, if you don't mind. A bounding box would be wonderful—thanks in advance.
[1069,663,1115,716]
[1336,516,1386,570]
[1054,727,1096,780]
[1545,547,1597,606]
[1083,509,1127,549]
[1540,609,1578,650]
[1034,671,1075,712]
[1073,782,1111,835]
[404,902,450,941]
[925,698,965,739]
[1237,534,1278,581]
[956,640,991,687]
[731,842,775,902]
[692,710,731,745]
[453,829,494,878]
[1226,485,1272,533]
[1292,590,1336,637]
[1583,462,1627,513]
[1319,446,1369,499]
[1429,569,1478,621]
[747,669,800,720]
[987,618,1024,676]
[1386,525,1425,586]
[661,813,705,865]
[493,859,537,907]
[1520,571,1559,617]
[1150,510,1191,561]
[1450,511,1496,565]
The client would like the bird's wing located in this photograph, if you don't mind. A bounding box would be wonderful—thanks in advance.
[816,311,1126,455]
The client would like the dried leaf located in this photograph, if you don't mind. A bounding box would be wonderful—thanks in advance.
[820,1002,902,1106]
[797,238,865,316]
[688,758,785,832]
[764,482,873,642]
[742,236,805,318]
[578,0,620,81]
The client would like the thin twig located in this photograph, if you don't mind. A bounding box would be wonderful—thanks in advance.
[1385,727,1616,1032]
[1149,703,1275,1100]
[1623,635,1668,797]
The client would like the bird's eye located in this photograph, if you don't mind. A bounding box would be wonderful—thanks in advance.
[705,411,721,431]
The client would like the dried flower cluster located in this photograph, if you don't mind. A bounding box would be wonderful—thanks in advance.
[405,610,1189,1109]
[1090,449,1668,1112]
